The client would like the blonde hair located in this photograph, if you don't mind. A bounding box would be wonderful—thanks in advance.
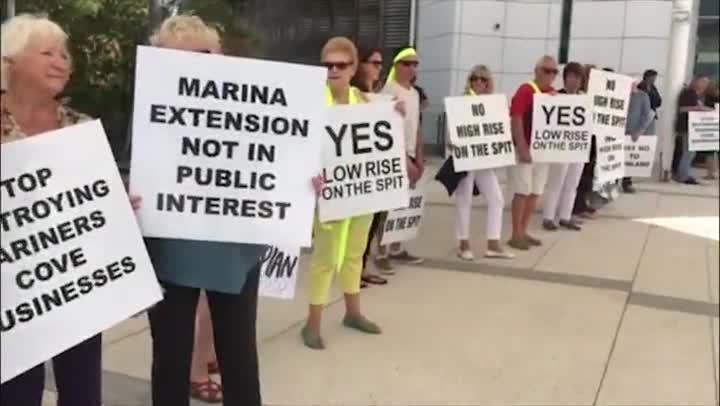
[1,14,69,90]
[465,65,494,94]
[321,36,358,67]
[150,15,221,50]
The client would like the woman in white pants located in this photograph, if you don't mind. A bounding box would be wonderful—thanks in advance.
[542,62,586,231]
[455,65,514,260]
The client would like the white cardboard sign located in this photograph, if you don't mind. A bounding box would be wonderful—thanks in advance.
[129,46,326,248]
[624,135,658,178]
[444,94,516,171]
[530,94,593,163]
[258,245,300,300]
[688,111,719,152]
[0,121,162,383]
[587,69,632,183]
[318,102,409,222]
[381,182,426,245]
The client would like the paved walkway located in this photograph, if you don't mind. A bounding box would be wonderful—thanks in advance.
[43,166,719,406]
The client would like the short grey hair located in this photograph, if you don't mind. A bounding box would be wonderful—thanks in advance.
[149,15,221,50]
[1,14,69,90]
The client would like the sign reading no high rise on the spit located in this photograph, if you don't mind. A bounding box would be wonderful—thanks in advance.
[129,46,326,248]
[443,94,516,172]
[587,69,632,183]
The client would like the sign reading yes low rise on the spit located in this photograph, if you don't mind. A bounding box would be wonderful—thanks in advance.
[444,94,516,172]
[318,101,408,222]
[0,121,162,384]
[130,46,326,248]
[530,94,593,163]
[587,69,632,183]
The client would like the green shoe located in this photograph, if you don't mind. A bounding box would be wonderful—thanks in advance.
[301,326,325,350]
[525,235,542,246]
[342,315,382,334]
[507,238,530,250]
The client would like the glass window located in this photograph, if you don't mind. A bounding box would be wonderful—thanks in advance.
[695,18,720,81]
[700,0,719,17]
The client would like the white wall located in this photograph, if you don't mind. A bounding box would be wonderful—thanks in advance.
[416,0,675,146]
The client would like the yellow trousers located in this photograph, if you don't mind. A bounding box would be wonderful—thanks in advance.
[309,215,373,305]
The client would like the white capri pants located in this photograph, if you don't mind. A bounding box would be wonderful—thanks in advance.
[542,162,584,222]
[454,169,504,241]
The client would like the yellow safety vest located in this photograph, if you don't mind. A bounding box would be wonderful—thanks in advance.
[324,85,361,271]
[527,80,541,94]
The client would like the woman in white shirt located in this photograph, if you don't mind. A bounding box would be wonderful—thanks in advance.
[454,65,514,260]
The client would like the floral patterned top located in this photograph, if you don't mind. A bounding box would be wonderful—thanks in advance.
[1,100,90,144]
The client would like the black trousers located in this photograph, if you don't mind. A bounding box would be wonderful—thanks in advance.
[574,136,597,214]
[148,267,261,406]
[0,335,102,406]
[363,212,386,268]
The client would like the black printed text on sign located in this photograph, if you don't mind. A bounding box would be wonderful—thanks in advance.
[258,245,300,300]
[443,94,515,172]
[530,94,592,163]
[0,121,162,384]
[587,69,632,183]
[129,46,326,247]
[688,111,719,152]
[318,102,409,222]
[624,135,657,178]
[381,183,426,245]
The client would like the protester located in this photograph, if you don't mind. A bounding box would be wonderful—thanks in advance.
[374,46,425,269]
[0,14,106,406]
[301,37,381,350]
[412,76,429,123]
[542,62,586,231]
[637,69,662,134]
[451,65,513,260]
[353,44,405,286]
[140,15,268,406]
[572,64,599,219]
[507,55,558,250]
[674,75,712,185]
[189,294,221,402]
[621,78,655,193]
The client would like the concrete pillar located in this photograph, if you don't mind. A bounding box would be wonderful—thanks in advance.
[658,0,694,181]
[6,0,16,18]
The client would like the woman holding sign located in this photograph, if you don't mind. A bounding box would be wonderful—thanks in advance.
[453,65,514,260]
[301,37,382,350]
[138,15,265,406]
[0,14,105,406]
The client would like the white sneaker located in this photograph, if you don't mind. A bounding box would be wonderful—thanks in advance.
[457,249,475,261]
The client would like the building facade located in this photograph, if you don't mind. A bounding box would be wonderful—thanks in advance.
[415,0,719,147]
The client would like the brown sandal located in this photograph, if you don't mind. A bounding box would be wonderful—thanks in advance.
[190,379,223,403]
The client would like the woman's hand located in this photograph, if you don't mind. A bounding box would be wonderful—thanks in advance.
[311,174,325,197]
[407,161,420,188]
[129,195,142,211]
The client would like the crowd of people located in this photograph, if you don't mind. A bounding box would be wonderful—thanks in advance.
[0,11,717,406]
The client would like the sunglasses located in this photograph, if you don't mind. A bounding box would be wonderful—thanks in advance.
[322,61,352,71]
[399,60,419,68]
[541,67,559,75]
[470,75,490,83]
[365,60,383,67]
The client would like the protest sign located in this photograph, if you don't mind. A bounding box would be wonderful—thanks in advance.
[318,102,408,222]
[530,94,593,163]
[688,111,719,152]
[444,94,515,171]
[624,136,657,178]
[381,182,426,245]
[587,69,632,183]
[129,46,326,248]
[258,245,300,300]
[0,121,162,383]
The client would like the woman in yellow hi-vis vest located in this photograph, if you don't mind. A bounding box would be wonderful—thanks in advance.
[302,37,381,350]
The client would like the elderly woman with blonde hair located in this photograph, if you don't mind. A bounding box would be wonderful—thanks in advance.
[0,14,102,406]
[137,14,264,406]
[451,65,513,261]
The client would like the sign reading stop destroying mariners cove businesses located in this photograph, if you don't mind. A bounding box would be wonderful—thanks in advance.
[130,46,327,248]
[1,121,162,383]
